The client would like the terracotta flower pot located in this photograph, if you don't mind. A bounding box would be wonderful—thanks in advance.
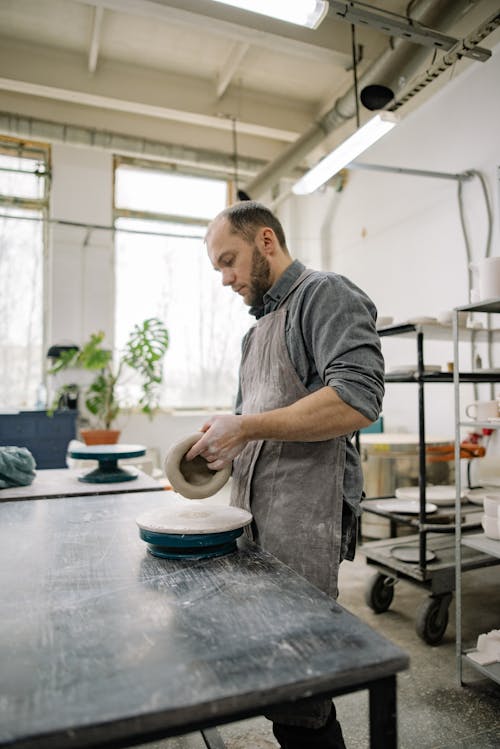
[80,429,121,446]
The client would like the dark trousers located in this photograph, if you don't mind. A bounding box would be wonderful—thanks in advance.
[268,699,347,749]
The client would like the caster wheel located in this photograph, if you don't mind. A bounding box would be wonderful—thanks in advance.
[416,594,451,645]
[365,572,395,613]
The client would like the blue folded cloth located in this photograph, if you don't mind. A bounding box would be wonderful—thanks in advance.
[0,446,37,488]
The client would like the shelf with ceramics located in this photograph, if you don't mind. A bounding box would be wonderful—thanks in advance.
[453,299,500,686]
[359,316,495,646]
[377,320,500,343]
[385,371,500,383]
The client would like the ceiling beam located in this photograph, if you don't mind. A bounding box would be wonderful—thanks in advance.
[70,0,354,65]
[0,77,298,142]
[216,42,250,99]
[88,5,104,74]
[0,36,310,142]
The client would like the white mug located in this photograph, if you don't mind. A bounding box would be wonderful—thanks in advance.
[477,257,500,301]
[465,400,499,421]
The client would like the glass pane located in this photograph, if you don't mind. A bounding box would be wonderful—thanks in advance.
[0,154,47,200]
[115,166,226,220]
[115,217,251,409]
[0,208,43,408]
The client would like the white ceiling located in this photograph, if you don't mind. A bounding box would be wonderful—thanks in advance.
[0,0,499,194]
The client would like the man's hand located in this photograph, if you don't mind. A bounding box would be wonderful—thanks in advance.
[185,414,248,471]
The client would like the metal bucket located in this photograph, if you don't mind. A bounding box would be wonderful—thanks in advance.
[359,433,454,539]
[360,433,454,499]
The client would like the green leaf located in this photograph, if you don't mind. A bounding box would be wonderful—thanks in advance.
[47,318,169,429]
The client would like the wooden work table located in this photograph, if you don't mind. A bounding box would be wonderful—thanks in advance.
[0,492,409,749]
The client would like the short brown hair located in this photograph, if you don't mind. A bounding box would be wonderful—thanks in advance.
[210,201,288,250]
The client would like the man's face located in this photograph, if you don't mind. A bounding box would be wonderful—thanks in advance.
[207,218,271,307]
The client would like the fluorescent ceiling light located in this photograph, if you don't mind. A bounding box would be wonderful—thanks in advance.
[210,0,329,29]
[292,112,399,195]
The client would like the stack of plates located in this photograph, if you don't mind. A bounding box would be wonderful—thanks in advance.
[481,495,500,540]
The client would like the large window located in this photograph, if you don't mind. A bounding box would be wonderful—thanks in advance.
[0,138,49,409]
[114,159,251,409]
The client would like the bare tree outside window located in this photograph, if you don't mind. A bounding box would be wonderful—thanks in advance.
[0,146,48,409]
[114,166,251,409]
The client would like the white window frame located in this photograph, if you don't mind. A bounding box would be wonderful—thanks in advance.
[0,136,50,407]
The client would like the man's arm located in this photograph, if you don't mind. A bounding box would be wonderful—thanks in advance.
[185,386,370,471]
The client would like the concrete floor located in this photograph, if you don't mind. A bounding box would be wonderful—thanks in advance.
[137,542,500,749]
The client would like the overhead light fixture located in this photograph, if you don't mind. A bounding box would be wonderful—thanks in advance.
[210,0,329,29]
[292,112,399,195]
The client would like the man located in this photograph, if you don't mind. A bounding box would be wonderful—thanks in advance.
[186,201,384,749]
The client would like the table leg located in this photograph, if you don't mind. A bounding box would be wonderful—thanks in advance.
[200,727,227,749]
[369,674,397,749]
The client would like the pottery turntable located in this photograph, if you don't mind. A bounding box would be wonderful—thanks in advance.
[136,433,252,560]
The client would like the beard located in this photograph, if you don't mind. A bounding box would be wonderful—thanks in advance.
[248,246,272,307]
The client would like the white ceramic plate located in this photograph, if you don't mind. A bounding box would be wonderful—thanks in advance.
[136,496,252,534]
[374,500,438,514]
[390,545,437,563]
[395,485,464,506]
[465,487,500,506]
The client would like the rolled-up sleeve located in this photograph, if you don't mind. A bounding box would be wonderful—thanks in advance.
[295,273,385,422]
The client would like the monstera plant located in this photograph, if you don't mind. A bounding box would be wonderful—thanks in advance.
[49,317,169,442]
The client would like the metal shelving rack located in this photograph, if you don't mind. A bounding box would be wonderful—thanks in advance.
[453,298,500,685]
[361,320,500,644]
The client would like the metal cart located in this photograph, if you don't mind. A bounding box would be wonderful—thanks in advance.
[360,321,500,644]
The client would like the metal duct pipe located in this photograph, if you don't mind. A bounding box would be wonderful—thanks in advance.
[244,0,480,198]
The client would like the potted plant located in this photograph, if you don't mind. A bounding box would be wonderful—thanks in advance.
[49,317,169,444]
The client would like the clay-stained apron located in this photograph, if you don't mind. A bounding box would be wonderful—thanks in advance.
[231,270,345,598]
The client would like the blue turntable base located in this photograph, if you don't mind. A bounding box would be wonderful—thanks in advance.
[139,527,244,559]
[69,444,146,483]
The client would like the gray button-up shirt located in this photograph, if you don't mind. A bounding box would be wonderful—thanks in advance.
[237,259,385,515]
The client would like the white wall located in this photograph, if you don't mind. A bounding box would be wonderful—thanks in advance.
[330,56,500,315]
[48,144,114,348]
[280,42,500,439]
[285,45,500,308]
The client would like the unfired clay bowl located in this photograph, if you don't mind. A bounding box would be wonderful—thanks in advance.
[164,433,231,500]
